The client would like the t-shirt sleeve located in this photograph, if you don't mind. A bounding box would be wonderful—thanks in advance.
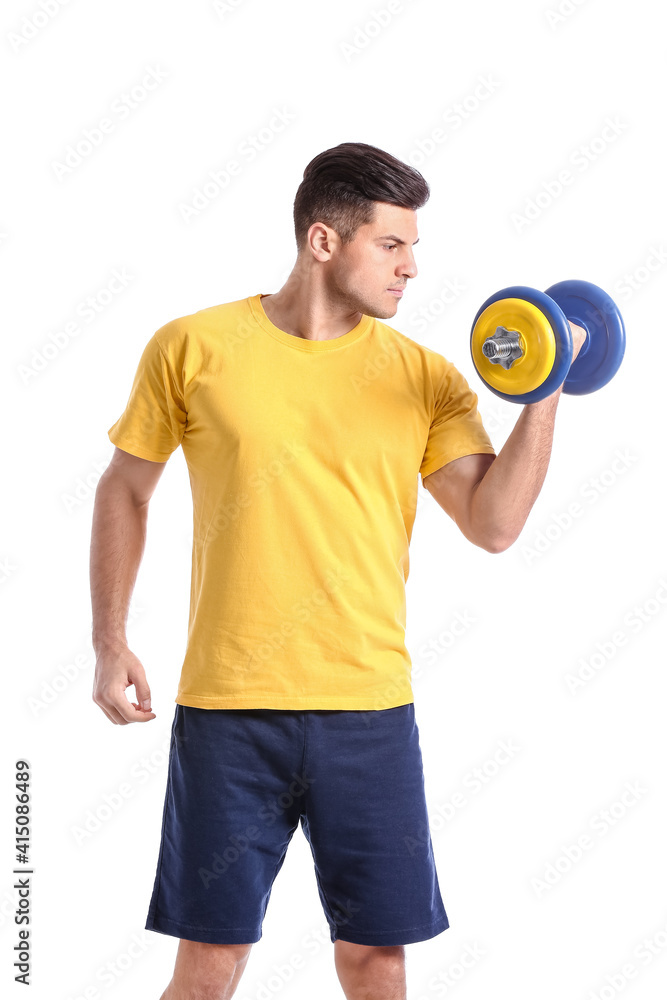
[107,332,187,462]
[419,353,496,479]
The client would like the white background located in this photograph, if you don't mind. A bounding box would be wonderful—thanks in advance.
[2,0,666,998]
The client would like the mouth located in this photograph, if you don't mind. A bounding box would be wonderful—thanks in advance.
[388,288,404,297]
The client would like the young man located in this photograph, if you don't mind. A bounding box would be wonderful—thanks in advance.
[90,141,584,1000]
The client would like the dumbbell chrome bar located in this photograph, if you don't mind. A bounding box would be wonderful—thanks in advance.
[481,327,523,369]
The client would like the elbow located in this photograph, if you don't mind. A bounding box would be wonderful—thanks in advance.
[485,538,513,554]
[467,486,517,554]
[462,507,518,553]
[478,532,516,554]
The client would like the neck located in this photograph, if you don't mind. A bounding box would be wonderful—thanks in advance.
[260,268,364,342]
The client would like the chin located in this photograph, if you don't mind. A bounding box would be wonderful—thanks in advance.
[375,302,399,320]
[361,295,398,320]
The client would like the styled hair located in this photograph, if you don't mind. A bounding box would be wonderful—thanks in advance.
[293,141,429,252]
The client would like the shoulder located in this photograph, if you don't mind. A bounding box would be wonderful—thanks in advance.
[151,296,253,364]
[154,297,249,344]
[371,317,461,382]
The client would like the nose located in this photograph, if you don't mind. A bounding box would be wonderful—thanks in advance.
[398,247,418,280]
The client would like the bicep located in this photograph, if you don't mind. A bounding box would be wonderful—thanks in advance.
[103,446,168,506]
[422,452,495,533]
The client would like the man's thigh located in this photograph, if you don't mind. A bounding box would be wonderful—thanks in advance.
[146,705,307,944]
[299,704,450,947]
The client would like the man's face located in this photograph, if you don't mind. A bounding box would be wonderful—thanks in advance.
[323,202,419,320]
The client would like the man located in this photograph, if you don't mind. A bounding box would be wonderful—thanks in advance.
[90,141,585,1000]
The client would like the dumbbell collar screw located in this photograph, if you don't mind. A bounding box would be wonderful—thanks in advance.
[482,327,524,369]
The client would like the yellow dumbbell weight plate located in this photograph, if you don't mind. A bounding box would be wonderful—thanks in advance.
[471,298,557,395]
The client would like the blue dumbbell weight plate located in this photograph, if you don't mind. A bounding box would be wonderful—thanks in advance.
[545,280,626,395]
[470,285,573,404]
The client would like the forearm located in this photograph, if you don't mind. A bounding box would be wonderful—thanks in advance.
[470,383,563,550]
[90,474,148,654]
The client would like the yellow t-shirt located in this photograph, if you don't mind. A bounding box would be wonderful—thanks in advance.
[107,293,495,710]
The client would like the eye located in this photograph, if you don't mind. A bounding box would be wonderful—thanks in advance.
[383,244,398,251]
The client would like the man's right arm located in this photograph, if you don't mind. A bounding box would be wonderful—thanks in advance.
[90,446,167,725]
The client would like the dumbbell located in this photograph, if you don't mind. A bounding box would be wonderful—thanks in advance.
[470,280,626,404]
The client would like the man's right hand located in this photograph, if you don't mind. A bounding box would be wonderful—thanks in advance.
[92,645,157,725]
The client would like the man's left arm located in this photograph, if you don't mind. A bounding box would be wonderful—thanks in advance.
[423,323,586,553]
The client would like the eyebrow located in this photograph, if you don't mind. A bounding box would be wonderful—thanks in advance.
[375,234,420,245]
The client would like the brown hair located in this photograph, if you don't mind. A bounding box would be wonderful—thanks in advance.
[293,141,429,252]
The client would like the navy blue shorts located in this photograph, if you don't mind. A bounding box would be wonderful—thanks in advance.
[145,703,449,946]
